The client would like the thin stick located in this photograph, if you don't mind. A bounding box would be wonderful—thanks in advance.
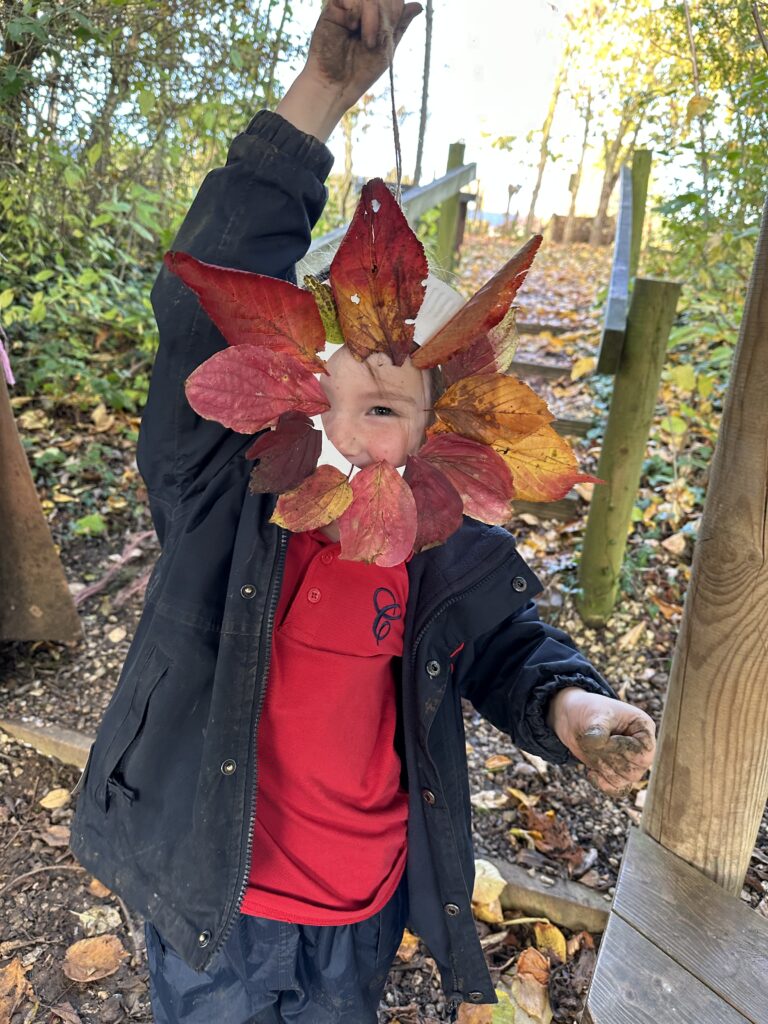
[0,863,86,893]
[753,2,768,56]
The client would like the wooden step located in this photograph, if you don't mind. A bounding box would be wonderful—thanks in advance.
[584,828,768,1024]
[510,358,571,380]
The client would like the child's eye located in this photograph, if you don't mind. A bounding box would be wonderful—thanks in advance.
[369,406,396,416]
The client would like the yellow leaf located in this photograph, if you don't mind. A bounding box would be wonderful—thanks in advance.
[494,424,592,502]
[686,94,710,121]
[617,622,646,651]
[91,403,115,432]
[570,356,595,381]
[396,928,420,962]
[52,490,78,504]
[472,859,507,924]
[506,787,540,809]
[484,754,513,772]
[434,374,553,447]
[661,531,687,556]
[667,364,696,391]
[39,788,70,810]
[533,921,567,963]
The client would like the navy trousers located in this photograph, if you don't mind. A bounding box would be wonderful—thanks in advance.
[144,872,410,1023]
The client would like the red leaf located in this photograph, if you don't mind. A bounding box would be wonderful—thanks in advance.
[418,434,514,525]
[246,412,321,494]
[403,455,464,553]
[270,464,353,532]
[441,306,519,387]
[185,346,329,434]
[411,235,542,369]
[329,179,428,367]
[164,251,327,372]
[337,461,417,566]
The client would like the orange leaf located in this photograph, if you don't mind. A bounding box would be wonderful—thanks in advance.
[493,424,600,502]
[164,251,326,372]
[441,306,520,386]
[329,179,428,367]
[270,465,353,532]
[517,946,550,985]
[411,235,542,369]
[337,461,417,566]
[434,374,553,447]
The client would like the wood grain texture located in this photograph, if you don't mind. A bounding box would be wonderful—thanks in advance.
[586,914,749,1024]
[0,374,82,641]
[613,829,768,1023]
[643,198,768,894]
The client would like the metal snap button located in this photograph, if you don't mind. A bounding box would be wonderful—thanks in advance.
[307,587,322,604]
[220,759,236,775]
[512,576,527,592]
[240,584,256,599]
[444,903,460,916]
[422,789,436,805]
[426,660,441,677]
[468,991,484,1002]
[197,930,211,946]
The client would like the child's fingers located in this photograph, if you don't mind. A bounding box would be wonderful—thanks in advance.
[586,769,633,799]
[360,0,382,47]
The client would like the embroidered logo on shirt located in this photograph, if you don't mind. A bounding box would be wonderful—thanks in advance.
[372,587,402,645]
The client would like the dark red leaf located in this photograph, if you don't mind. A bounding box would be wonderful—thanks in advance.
[246,412,321,494]
[441,306,519,387]
[329,179,428,367]
[403,455,464,553]
[418,433,514,525]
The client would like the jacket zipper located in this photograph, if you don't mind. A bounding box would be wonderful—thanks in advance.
[408,554,513,996]
[206,525,288,965]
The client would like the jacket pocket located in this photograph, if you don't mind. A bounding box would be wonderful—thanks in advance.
[97,644,170,813]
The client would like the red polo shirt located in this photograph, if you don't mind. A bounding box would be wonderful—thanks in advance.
[241,528,409,924]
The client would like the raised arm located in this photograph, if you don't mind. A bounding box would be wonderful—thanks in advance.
[137,0,422,538]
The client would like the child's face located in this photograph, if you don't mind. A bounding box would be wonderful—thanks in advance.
[319,345,431,470]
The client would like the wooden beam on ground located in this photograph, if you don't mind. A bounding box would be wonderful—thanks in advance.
[515,322,573,337]
[553,417,595,437]
[0,718,92,769]
[512,496,580,521]
[492,857,609,934]
[509,358,571,381]
[0,375,82,642]
[596,164,633,375]
[642,197,768,893]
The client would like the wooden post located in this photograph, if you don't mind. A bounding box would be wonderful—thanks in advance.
[435,142,464,275]
[577,278,681,625]
[629,149,652,280]
[0,374,82,641]
[642,198,768,894]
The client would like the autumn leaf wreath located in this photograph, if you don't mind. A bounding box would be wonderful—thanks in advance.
[164,179,598,566]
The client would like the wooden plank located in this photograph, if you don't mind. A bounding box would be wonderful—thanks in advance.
[515,322,572,337]
[596,164,633,375]
[493,857,609,934]
[553,417,595,437]
[0,718,92,770]
[630,150,652,279]
[511,497,579,521]
[586,914,749,1024]
[509,358,571,381]
[643,197,768,893]
[612,829,768,1024]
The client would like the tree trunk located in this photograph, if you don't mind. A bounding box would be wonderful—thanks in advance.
[589,112,641,246]
[563,92,592,244]
[412,0,433,187]
[525,59,566,235]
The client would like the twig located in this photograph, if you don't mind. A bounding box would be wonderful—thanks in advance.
[114,891,144,959]
[112,567,152,609]
[753,2,768,56]
[74,530,155,607]
[0,863,86,893]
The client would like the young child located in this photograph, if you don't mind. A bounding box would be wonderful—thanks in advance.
[70,2,656,1021]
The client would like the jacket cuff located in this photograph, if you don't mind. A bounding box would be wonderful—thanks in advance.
[244,110,335,181]
[526,674,616,766]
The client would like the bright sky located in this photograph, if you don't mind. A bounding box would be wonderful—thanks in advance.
[278,0,602,220]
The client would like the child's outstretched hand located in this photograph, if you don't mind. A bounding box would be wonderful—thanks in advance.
[546,687,656,798]
[276,1,422,142]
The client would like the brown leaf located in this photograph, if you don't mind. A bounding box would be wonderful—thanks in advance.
[39,823,71,847]
[517,946,550,985]
[49,1000,84,1024]
[87,878,112,899]
[396,928,420,962]
[0,957,35,1022]
[39,788,70,810]
[62,934,128,983]
[434,374,552,448]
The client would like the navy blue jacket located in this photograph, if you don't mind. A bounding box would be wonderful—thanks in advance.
[69,110,615,1009]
